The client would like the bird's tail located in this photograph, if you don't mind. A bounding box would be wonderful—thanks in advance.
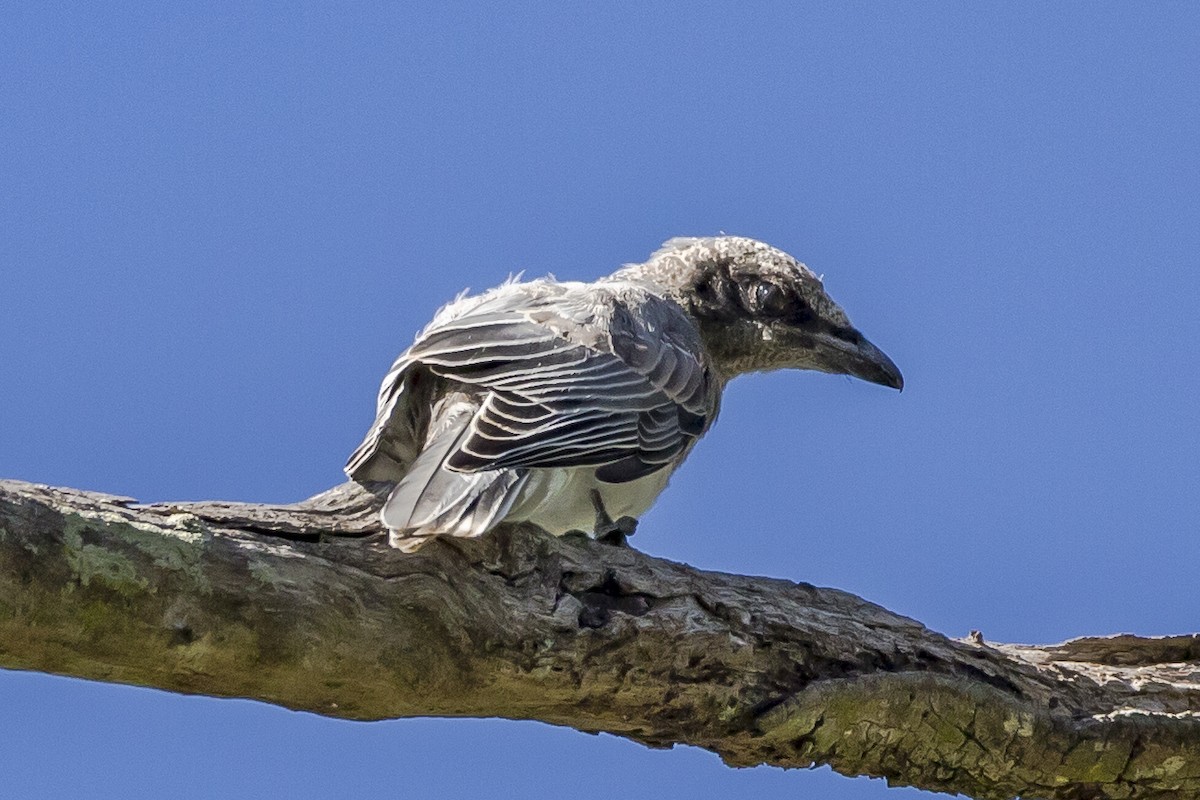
[382,396,528,551]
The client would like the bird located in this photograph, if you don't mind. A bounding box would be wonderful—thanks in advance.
[346,236,903,552]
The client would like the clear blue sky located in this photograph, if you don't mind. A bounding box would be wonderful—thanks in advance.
[2,3,1198,798]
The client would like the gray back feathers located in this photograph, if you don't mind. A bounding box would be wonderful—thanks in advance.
[348,276,717,488]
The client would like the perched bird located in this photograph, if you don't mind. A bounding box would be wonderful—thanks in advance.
[347,236,902,551]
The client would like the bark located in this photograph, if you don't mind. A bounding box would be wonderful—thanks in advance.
[1,478,1197,800]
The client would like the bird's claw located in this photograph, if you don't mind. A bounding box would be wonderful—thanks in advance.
[590,490,638,546]
[597,516,638,547]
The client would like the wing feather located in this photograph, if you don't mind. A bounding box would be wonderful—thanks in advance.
[348,281,716,486]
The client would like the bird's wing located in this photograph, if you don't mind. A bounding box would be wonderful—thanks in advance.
[344,348,429,482]
[404,283,714,483]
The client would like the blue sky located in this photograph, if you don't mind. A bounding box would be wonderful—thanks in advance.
[2,3,1198,798]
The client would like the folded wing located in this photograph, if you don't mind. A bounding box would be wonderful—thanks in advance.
[416,287,713,482]
[346,282,716,488]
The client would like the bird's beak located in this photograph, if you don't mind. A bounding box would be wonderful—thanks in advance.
[815,330,904,391]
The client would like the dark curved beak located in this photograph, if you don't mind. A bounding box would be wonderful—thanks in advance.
[850,336,904,390]
[817,330,904,391]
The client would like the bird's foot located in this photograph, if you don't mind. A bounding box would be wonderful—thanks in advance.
[589,490,638,546]
[596,516,638,547]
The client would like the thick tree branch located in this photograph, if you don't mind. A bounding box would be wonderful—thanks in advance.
[1,479,1197,799]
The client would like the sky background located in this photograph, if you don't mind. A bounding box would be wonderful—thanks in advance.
[2,3,1199,798]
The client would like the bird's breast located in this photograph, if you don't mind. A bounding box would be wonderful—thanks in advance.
[503,465,674,536]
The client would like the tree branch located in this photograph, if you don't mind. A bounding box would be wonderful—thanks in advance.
[1,478,1197,799]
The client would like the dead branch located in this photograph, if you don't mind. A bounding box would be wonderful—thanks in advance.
[1,478,1197,799]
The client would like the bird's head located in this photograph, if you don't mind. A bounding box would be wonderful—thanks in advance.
[625,236,903,389]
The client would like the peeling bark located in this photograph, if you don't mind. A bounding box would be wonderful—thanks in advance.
[1,478,1197,799]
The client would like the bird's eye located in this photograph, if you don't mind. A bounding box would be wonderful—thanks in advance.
[753,282,794,316]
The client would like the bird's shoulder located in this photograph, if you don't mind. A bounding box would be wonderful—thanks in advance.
[410,277,704,362]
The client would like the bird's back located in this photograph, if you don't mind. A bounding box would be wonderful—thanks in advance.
[345,276,718,548]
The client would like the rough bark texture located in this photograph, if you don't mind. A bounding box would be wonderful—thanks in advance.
[1,478,1197,799]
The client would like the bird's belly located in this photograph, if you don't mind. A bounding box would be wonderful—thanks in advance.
[503,466,673,536]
